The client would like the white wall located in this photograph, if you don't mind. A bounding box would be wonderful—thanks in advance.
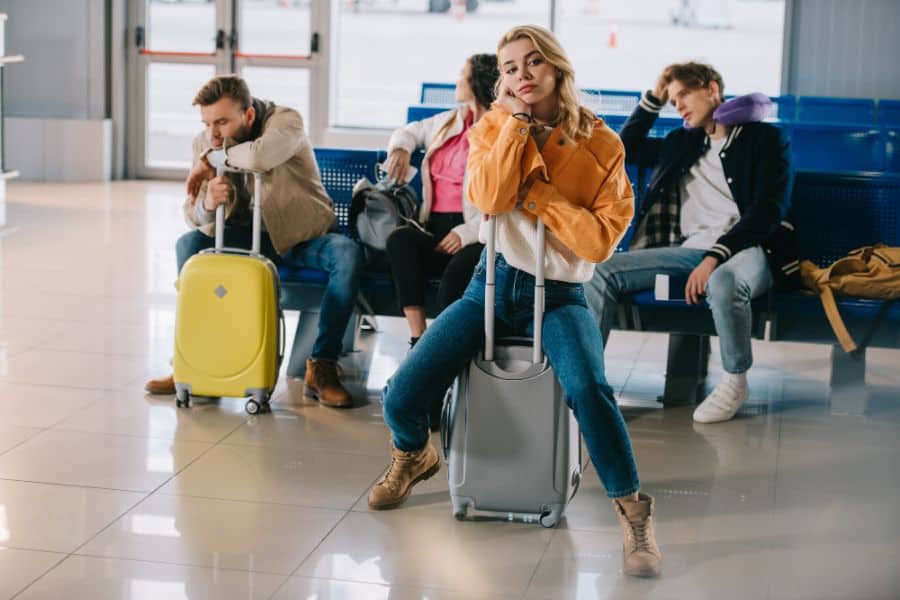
[0,0,107,119]
[785,0,900,99]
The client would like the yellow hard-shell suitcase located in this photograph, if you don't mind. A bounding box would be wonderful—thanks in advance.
[173,168,283,415]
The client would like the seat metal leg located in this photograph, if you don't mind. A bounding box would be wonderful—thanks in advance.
[829,345,868,416]
[658,334,710,406]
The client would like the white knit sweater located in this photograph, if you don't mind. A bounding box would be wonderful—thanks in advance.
[478,212,596,283]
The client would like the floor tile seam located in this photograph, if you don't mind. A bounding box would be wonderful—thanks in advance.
[12,424,223,447]
[0,380,114,394]
[14,551,297,578]
[519,524,559,600]
[0,542,77,554]
[141,432,226,497]
[281,505,355,587]
[64,551,291,576]
[0,477,148,496]
[613,354,641,393]
[44,422,240,445]
[0,426,50,458]
[278,467,389,582]
[51,490,153,562]
[0,435,232,513]
[47,412,256,447]
[772,400,784,515]
[215,439,394,458]
[7,550,69,600]
[150,489,359,513]
[29,345,157,359]
[0,314,148,327]
[1,379,130,393]
[269,574,489,599]
[1,342,46,359]
[32,400,116,431]
[0,476,157,494]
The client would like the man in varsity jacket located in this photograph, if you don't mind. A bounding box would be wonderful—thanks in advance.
[586,62,798,424]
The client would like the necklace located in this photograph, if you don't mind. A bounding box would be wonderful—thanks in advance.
[533,111,561,129]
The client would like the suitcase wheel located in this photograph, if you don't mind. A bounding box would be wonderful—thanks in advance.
[245,395,271,415]
[453,505,468,521]
[175,389,191,409]
[539,509,560,529]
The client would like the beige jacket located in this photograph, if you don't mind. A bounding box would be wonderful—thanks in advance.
[386,105,482,247]
[184,99,335,256]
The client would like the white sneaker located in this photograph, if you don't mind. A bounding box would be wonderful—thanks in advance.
[693,373,749,423]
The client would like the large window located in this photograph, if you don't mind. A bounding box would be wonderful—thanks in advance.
[332,0,785,130]
[332,0,552,129]
[558,0,785,97]
[128,0,786,174]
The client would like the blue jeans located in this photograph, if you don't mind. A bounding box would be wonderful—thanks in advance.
[176,227,363,361]
[383,251,641,499]
[585,246,773,373]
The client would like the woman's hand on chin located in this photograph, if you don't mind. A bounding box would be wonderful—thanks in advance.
[496,84,531,117]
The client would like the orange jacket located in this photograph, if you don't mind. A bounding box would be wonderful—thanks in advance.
[466,108,634,265]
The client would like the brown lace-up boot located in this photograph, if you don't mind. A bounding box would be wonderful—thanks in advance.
[145,374,176,395]
[614,492,662,577]
[304,358,352,408]
[367,443,441,510]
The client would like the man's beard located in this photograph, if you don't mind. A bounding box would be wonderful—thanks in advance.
[232,123,252,144]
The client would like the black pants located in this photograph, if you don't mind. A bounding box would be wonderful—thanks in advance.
[385,212,484,311]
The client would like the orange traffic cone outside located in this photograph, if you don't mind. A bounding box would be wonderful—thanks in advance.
[608,25,619,48]
[452,0,465,20]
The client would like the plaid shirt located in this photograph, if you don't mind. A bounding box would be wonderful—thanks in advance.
[629,178,683,251]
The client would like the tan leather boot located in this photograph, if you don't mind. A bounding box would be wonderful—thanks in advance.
[145,374,176,395]
[368,443,441,510]
[614,492,662,577]
[304,358,352,408]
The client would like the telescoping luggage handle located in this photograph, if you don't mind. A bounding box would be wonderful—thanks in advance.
[213,166,264,256]
[210,166,286,367]
[484,215,545,364]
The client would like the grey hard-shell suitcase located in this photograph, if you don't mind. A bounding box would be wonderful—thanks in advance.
[441,217,581,528]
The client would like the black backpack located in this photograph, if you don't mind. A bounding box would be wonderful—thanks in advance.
[349,179,421,257]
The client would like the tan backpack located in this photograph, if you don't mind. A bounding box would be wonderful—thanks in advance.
[799,244,900,353]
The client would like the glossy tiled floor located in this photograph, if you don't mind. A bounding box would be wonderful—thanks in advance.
[1,181,899,599]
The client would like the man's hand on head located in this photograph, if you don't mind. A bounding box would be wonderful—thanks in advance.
[652,74,669,105]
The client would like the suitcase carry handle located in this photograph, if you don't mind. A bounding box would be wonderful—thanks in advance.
[213,165,264,257]
[484,215,545,364]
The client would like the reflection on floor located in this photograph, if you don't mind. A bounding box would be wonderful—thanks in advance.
[0,181,898,599]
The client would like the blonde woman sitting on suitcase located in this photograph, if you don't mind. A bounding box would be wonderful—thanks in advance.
[367,25,662,578]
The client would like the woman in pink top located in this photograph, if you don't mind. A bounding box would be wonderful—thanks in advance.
[383,54,499,351]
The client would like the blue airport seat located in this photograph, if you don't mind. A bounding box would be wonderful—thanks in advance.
[406,104,449,123]
[770,95,796,121]
[884,127,900,172]
[770,171,900,348]
[796,96,876,125]
[878,100,900,127]
[419,82,456,105]
[602,114,628,132]
[787,122,884,172]
[311,148,385,236]
[790,171,900,267]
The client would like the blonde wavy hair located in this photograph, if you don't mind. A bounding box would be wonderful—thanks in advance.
[496,25,595,144]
